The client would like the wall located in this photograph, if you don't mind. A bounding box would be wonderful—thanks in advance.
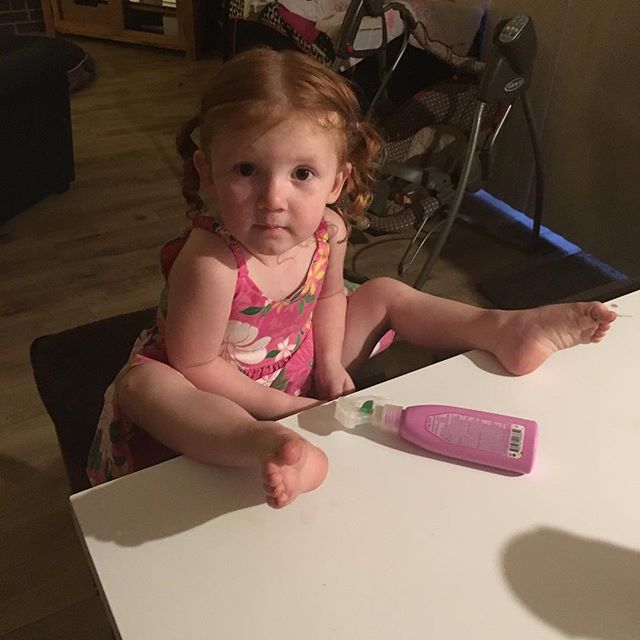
[482,0,640,275]
[0,0,45,35]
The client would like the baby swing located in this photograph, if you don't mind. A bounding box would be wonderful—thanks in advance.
[332,2,544,290]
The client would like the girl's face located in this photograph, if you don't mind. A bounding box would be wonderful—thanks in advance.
[195,113,349,258]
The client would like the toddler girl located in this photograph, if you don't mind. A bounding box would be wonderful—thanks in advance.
[87,48,616,507]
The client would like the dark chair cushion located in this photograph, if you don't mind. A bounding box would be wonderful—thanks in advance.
[30,308,155,493]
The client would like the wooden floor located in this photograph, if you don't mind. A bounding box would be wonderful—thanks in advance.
[0,38,534,638]
[0,38,225,639]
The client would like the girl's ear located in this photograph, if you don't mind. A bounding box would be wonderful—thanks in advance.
[193,150,214,192]
[327,162,352,204]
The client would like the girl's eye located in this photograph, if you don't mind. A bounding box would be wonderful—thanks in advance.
[236,163,256,176]
[294,168,313,181]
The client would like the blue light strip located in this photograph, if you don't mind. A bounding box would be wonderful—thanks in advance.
[473,190,628,280]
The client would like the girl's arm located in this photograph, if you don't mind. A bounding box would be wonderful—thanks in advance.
[164,229,316,419]
[312,210,355,399]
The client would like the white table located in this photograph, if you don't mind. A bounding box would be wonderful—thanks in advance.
[71,292,640,639]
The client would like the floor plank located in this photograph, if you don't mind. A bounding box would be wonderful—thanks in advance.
[29,596,113,640]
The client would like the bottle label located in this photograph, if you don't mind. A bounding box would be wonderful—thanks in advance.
[426,413,525,458]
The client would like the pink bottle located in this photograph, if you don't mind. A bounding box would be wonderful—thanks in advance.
[374,403,537,474]
[334,397,537,474]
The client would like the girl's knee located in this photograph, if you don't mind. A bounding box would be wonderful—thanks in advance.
[346,277,412,324]
[356,276,409,305]
[358,276,403,295]
[117,360,182,408]
[117,364,152,410]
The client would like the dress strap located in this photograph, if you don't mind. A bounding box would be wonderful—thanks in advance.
[315,217,329,243]
[191,215,248,277]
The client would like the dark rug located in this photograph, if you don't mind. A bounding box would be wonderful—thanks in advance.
[460,191,633,308]
[479,251,633,309]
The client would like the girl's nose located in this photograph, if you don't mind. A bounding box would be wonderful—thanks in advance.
[257,175,286,211]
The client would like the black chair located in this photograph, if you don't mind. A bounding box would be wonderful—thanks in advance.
[30,308,155,493]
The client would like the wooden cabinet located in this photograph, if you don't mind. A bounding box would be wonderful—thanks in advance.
[46,0,209,59]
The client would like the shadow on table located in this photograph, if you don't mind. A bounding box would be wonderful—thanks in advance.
[502,527,640,639]
[76,460,265,547]
[462,349,512,376]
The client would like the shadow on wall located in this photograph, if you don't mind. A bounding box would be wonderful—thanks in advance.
[502,527,640,640]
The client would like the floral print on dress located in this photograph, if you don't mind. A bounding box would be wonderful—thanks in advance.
[220,219,325,395]
[86,215,395,486]
[220,320,271,366]
[86,217,331,486]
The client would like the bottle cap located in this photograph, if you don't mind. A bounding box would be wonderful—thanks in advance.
[334,395,388,429]
[372,403,403,433]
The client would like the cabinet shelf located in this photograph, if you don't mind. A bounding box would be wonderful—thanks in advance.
[127,2,176,16]
[47,0,206,59]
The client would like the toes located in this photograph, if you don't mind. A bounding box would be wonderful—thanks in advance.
[266,493,289,509]
[263,479,287,501]
[263,460,279,476]
[263,479,278,496]
[589,302,616,323]
[262,469,282,495]
[591,322,613,342]
[262,469,293,508]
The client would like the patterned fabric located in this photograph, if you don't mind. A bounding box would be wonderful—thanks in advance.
[368,197,441,235]
[367,80,500,234]
[228,0,247,19]
[384,79,488,142]
[227,0,485,73]
[258,2,335,64]
[406,0,485,74]
[86,216,330,485]
[86,216,395,485]
[201,216,329,395]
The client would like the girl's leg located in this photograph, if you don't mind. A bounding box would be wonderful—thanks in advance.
[118,361,328,508]
[342,277,616,376]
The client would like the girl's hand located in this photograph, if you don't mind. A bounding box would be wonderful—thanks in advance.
[313,362,355,401]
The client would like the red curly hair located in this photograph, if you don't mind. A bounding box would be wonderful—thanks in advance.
[176,48,383,229]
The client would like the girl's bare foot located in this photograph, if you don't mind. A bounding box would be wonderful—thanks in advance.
[258,427,328,509]
[493,302,617,376]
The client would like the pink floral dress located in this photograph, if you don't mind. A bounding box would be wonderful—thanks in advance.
[207,216,330,394]
[87,215,395,485]
[86,216,334,485]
